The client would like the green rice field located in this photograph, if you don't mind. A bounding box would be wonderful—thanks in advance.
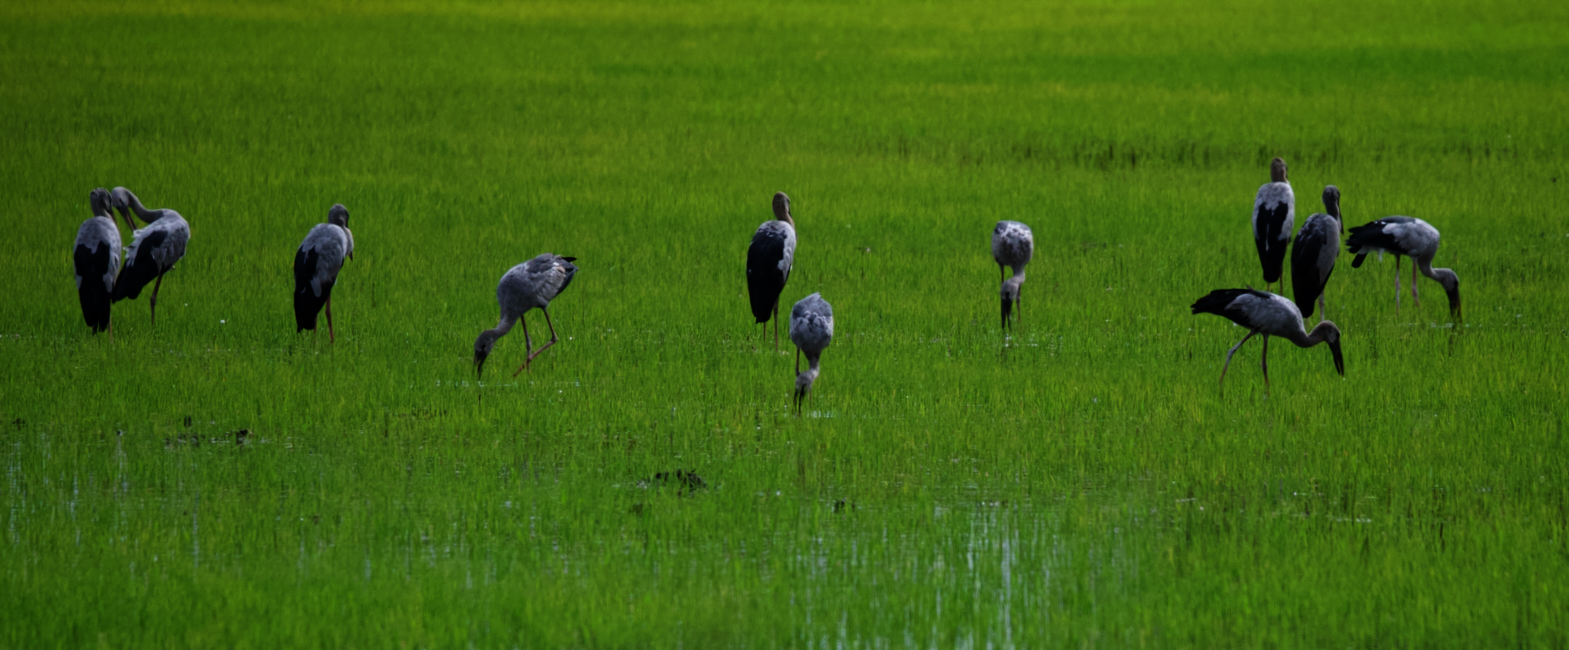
[2,0,1567,646]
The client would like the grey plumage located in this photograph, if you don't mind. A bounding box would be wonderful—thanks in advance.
[293,204,355,340]
[1191,288,1344,396]
[1289,185,1343,321]
[1251,157,1295,291]
[746,192,797,351]
[789,292,834,415]
[109,187,190,326]
[1346,216,1461,320]
[73,188,121,333]
[473,253,579,379]
[991,220,1034,330]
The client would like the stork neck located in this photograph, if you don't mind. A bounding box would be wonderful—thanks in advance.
[1415,257,1440,280]
[123,193,169,225]
[1288,322,1336,348]
[490,315,518,338]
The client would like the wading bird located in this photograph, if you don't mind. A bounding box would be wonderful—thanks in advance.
[1191,288,1343,396]
[789,293,833,415]
[1346,217,1461,320]
[473,253,578,379]
[73,188,121,335]
[293,204,355,342]
[746,192,796,352]
[110,187,190,326]
[992,220,1034,331]
[1251,157,1295,293]
[1290,185,1343,321]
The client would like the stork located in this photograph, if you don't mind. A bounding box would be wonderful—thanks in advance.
[1289,185,1343,321]
[109,187,189,326]
[1191,288,1344,396]
[73,188,121,335]
[473,253,578,379]
[1346,217,1461,320]
[789,293,834,415]
[293,204,355,342]
[991,220,1034,331]
[1251,157,1295,293]
[746,192,796,352]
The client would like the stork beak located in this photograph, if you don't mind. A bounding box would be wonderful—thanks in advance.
[793,387,803,416]
[1000,298,1013,330]
[474,352,487,380]
[1448,292,1462,323]
[1329,339,1345,376]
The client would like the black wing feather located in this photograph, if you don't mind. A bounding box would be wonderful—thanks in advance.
[746,230,789,323]
[293,247,329,331]
[1290,216,1333,318]
[111,231,168,303]
[1191,288,1270,329]
[74,242,112,332]
[1346,217,1413,257]
[1253,203,1292,283]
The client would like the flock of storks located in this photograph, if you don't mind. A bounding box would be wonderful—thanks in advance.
[71,160,1462,409]
[1194,157,1462,395]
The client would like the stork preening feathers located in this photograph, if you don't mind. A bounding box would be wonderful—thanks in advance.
[1191,288,1344,396]
[473,253,578,379]
[294,204,355,342]
[992,220,1034,331]
[789,293,833,415]
[1346,216,1461,320]
[73,188,121,334]
[1251,157,1295,293]
[1290,185,1343,321]
[746,192,796,352]
[109,187,189,326]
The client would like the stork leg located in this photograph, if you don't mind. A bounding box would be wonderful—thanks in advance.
[1260,334,1271,397]
[773,299,781,353]
[1318,291,1328,324]
[1394,256,1402,315]
[325,297,336,344]
[512,315,535,377]
[1219,330,1258,394]
[149,274,164,327]
[795,346,801,375]
[1411,261,1421,307]
[523,308,563,367]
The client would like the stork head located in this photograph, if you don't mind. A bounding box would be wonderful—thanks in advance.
[1312,320,1345,376]
[1269,157,1288,183]
[1436,269,1462,321]
[89,188,113,219]
[794,367,819,416]
[110,187,138,230]
[1321,185,1340,219]
[329,204,353,260]
[473,330,501,380]
[773,192,794,226]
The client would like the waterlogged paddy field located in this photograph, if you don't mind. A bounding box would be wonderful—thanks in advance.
[2,0,1568,646]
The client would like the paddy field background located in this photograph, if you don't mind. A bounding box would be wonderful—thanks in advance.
[2,0,1567,646]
